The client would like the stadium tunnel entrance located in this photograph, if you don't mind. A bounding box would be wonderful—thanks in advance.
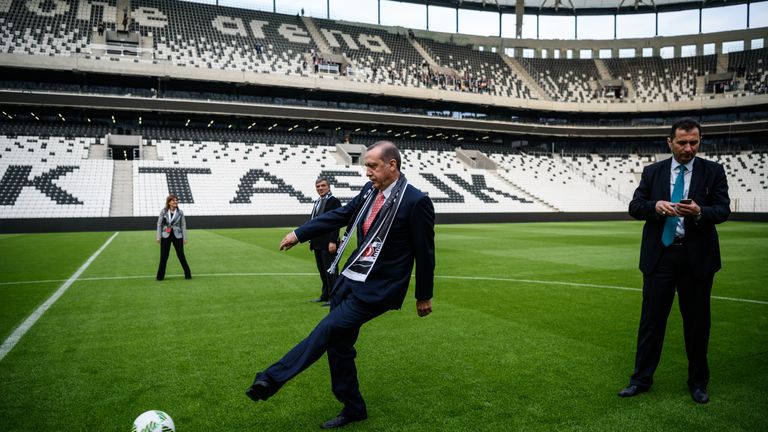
[107,134,141,160]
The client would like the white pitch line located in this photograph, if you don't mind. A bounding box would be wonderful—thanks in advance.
[436,275,768,305]
[0,232,120,362]
[0,273,318,286]
[706,295,768,305]
[437,275,643,292]
[1,270,766,306]
[75,272,317,282]
[0,279,69,285]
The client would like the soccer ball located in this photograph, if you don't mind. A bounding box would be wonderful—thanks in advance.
[131,410,176,432]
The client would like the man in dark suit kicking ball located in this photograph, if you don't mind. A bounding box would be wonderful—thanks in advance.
[246,141,435,428]
[619,118,730,404]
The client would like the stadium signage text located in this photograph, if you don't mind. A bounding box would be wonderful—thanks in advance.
[19,0,393,53]
[1,165,531,207]
[0,165,83,205]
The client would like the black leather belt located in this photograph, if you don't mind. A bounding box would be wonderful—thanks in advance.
[671,237,686,245]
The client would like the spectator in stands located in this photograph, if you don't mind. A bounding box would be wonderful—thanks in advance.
[156,194,192,281]
[618,118,730,405]
[245,141,435,429]
[308,177,341,306]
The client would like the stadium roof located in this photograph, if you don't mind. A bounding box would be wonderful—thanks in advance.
[399,0,752,16]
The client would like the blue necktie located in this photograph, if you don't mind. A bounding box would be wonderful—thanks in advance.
[662,165,686,246]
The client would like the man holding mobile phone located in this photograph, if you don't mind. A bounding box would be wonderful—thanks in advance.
[619,118,731,404]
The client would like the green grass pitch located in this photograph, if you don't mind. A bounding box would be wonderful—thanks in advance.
[0,221,766,431]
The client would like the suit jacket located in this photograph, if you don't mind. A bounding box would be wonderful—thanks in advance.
[156,208,187,240]
[295,181,435,310]
[628,156,730,277]
[308,194,341,250]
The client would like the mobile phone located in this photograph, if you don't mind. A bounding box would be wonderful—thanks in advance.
[679,199,692,204]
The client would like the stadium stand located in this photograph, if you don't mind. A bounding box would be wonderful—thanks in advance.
[2,128,767,219]
[416,37,533,99]
[491,152,627,211]
[150,3,318,75]
[603,55,717,102]
[0,1,766,226]
[519,58,599,103]
[0,0,320,73]
[1,0,766,103]
[132,139,552,216]
[565,154,654,203]
[0,135,113,218]
[706,151,768,212]
[728,48,768,95]
[311,17,424,87]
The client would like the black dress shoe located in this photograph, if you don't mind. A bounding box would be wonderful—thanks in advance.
[691,387,710,404]
[245,376,270,402]
[320,415,367,429]
[618,385,649,398]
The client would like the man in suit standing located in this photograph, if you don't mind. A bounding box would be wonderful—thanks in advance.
[308,177,341,306]
[619,118,730,404]
[245,141,435,429]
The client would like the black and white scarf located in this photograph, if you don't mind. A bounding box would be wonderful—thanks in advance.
[327,174,408,282]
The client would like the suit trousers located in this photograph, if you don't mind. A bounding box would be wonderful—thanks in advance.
[156,233,191,280]
[630,243,713,390]
[260,279,386,418]
[313,247,337,301]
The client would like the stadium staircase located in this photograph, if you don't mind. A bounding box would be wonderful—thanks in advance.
[110,160,133,217]
[598,57,638,100]
[302,17,331,53]
[501,56,549,101]
[716,53,729,73]
[142,145,160,161]
[88,143,107,159]
[557,154,632,204]
[594,59,612,80]
[493,171,560,211]
[408,37,439,69]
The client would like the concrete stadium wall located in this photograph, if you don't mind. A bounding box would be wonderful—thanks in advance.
[1,212,765,233]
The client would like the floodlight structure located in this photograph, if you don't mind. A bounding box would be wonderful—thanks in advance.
[539,0,576,12]
[617,0,657,10]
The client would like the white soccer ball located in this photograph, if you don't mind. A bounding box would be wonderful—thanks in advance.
[132,410,176,432]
